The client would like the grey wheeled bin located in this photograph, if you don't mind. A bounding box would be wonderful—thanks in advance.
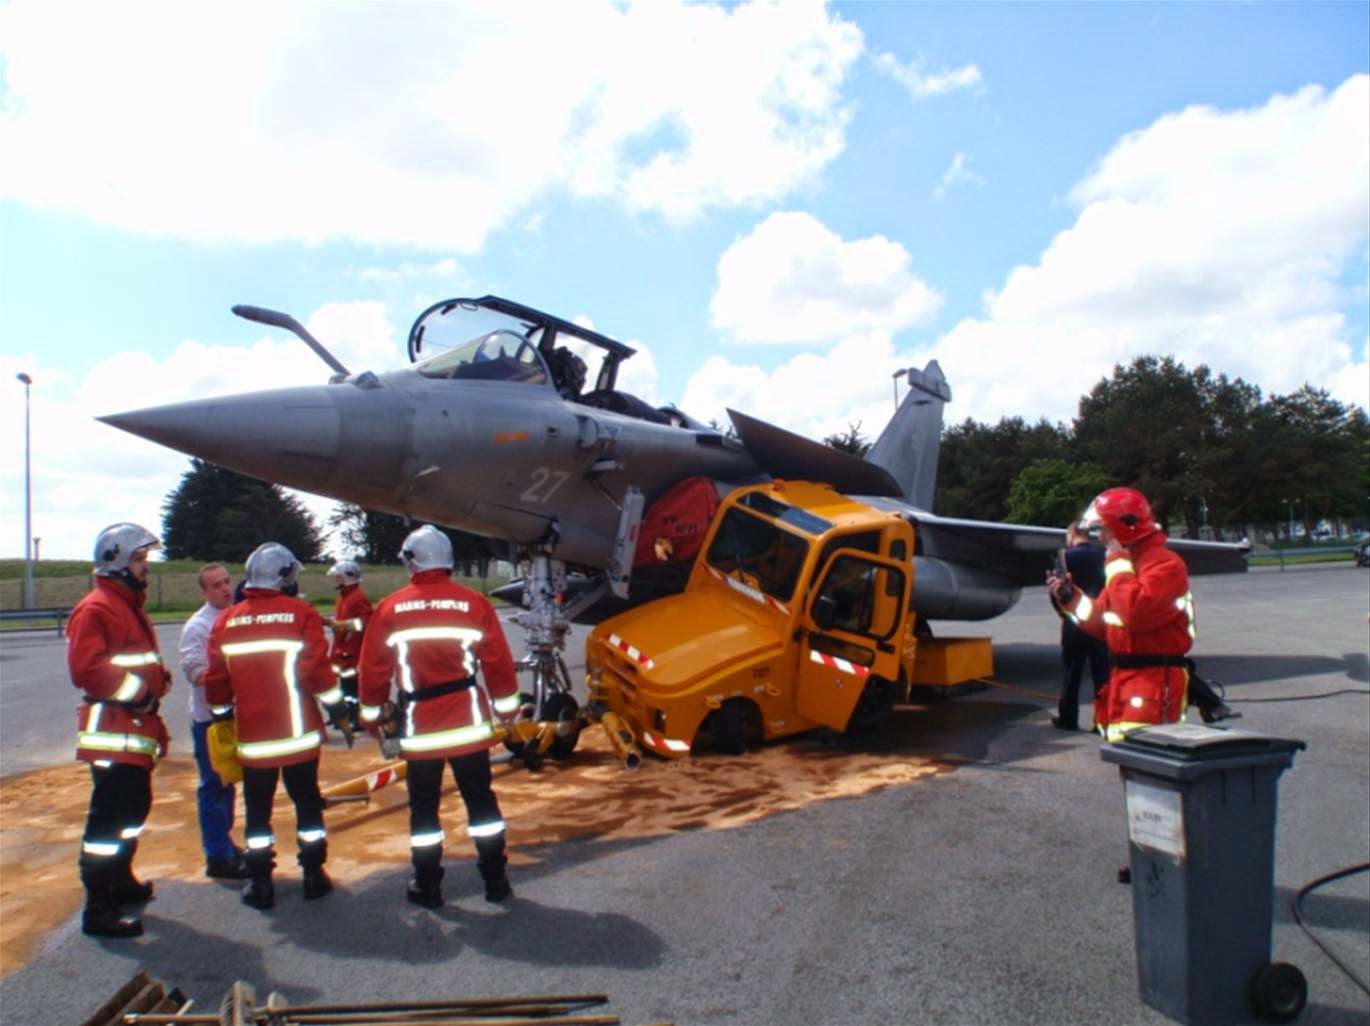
[1101,723,1308,1026]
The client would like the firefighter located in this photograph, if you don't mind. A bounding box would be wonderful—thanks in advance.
[358,525,522,909]
[326,559,371,731]
[204,542,345,910]
[1048,487,1197,742]
[67,523,171,938]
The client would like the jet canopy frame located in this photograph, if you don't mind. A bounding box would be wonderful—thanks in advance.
[407,294,636,394]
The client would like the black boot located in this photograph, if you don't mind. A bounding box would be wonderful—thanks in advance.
[299,839,332,900]
[109,840,154,906]
[241,847,275,910]
[79,856,143,938]
[406,848,444,909]
[475,836,512,903]
[302,865,333,900]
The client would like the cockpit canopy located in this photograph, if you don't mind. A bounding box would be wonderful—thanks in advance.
[408,295,634,396]
[416,329,550,386]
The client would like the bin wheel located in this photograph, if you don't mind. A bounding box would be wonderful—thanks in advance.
[1252,962,1307,1023]
[541,692,581,759]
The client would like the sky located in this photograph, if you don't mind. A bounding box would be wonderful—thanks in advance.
[2,0,1367,560]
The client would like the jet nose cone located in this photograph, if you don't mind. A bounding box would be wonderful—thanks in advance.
[101,385,410,505]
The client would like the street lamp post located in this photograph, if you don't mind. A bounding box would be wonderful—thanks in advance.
[16,373,34,609]
[1283,498,1293,544]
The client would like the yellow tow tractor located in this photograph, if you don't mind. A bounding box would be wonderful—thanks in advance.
[585,479,992,763]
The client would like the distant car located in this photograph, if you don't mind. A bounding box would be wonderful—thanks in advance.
[1356,541,1370,568]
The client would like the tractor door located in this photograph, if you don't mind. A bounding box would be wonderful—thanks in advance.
[794,549,910,730]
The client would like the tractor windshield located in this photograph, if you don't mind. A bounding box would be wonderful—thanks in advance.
[705,507,810,603]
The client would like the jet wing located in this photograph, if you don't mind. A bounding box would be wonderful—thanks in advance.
[859,501,1249,586]
[728,409,903,498]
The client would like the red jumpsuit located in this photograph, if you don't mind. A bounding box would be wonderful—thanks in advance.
[358,569,521,903]
[330,583,372,722]
[1065,532,1195,742]
[66,577,171,910]
[357,570,520,757]
[204,589,340,768]
[204,587,341,878]
[68,577,171,768]
[330,583,371,674]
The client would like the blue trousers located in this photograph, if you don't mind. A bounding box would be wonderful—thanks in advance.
[191,719,238,861]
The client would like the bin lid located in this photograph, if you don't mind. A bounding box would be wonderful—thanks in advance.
[1116,723,1307,760]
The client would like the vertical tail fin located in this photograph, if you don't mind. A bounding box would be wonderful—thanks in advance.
[867,360,950,512]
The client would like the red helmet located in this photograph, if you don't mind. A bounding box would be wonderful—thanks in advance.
[1081,487,1158,544]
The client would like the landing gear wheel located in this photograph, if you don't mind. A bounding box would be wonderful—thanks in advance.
[710,698,748,756]
[1251,962,1307,1023]
[540,691,582,759]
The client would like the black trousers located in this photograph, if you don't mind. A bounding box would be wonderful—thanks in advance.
[406,751,503,847]
[1058,623,1110,728]
[80,762,152,874]
[242,759,324,850]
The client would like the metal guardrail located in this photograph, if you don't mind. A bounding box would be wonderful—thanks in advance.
[0,606,69,636]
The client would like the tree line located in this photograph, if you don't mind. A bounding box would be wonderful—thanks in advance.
[160,459,496,571]
[907,355,1366,535]
[161,354,1367,562]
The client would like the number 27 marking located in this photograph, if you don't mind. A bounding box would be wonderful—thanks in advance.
[521,467,570,504]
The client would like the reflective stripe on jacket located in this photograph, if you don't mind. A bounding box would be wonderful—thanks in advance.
[204,589,339,768]
[358,570,519,760]
[67,577,170,769]
[1067,532,1194,738]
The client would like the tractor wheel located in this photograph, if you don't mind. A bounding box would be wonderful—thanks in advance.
[847,675,898,734]
[709,698,750,755]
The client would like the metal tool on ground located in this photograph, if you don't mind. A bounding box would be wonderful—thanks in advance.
[106,976,671,1026]
[320,717,572,808]
[1101,724,1308,1025]
[79,971,189,1026]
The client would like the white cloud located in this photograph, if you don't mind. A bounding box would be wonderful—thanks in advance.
[0,0,863,248]
[683,76,1369,451]
[925,75,1370,423]
[709,211,943,344]
[681,331,922,442]
[934,152,984,199]
[873,53,983,99]
[0,303,402,559]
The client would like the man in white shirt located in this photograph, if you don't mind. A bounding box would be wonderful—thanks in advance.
[178,563,248,879]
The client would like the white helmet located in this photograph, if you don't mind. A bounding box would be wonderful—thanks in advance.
[93,523,160,577]
[399,525,453,575]
[244,542,301,592]
[328,559,362,585]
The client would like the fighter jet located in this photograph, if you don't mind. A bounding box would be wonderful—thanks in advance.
[101,294,1246,636]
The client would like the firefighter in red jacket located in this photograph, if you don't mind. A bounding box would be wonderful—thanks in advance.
[326,559,371,730]
[358,525,522,909]
[67,523,171,938]
[1049,487,1196,742]
[205,542,345,910]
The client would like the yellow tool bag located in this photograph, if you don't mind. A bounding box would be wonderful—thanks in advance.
[206,719,243,785]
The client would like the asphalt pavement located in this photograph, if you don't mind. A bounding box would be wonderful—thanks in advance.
[1,566,1367,1026]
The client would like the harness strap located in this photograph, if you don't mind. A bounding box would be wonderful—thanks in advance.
[401,678,475,706]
